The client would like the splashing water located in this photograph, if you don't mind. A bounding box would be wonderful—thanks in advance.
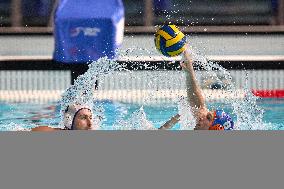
[117,47,180,104]
[178,97,196,130]
[186,46,266,130]
[112,107,155,130]
[59,56,121,128]
[105,47,267,130]
[57,44,267,130]
[58,54,156,130]
[231,74,265,130]
[0,123,34,131]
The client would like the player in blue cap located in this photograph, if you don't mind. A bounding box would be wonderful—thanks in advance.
[159,44,234,130]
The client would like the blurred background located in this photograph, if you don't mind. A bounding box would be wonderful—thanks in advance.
[0,0,283,28]
[0,0,284,129]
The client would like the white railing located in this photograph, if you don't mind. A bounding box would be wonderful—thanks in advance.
[100,70,284,91]
[0,70,70,90]
[0,70,283,103]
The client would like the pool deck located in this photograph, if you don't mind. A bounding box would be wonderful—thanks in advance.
[0,33,283,58]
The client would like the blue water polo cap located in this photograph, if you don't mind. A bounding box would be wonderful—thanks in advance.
[210,110,234,130]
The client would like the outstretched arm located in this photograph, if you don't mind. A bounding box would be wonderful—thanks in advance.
[181,48,206,116]
[158,114,180,130]
[31,126,62,131]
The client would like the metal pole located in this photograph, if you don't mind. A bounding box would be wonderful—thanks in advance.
[279,0,284,25]
[144,0,154,26]
[11,0,22,27]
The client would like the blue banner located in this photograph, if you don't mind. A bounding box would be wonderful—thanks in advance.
[53,0,124,63]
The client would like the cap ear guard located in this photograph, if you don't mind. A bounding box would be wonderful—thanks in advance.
[63,112,72,130]
[223,120,234,130]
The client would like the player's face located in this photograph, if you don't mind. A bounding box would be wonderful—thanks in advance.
[73,109,94,130]
[194,112,213,130]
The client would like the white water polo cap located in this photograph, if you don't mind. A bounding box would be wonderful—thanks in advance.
[63,104,93,130]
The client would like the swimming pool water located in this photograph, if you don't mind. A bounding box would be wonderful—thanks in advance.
[0,98,283,131]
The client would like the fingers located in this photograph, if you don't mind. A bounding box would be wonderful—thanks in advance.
[171,114,180,125]
[183,44,190,55]
[173,114,181,120]
[180,61,190,70]
[180,62,185,69]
